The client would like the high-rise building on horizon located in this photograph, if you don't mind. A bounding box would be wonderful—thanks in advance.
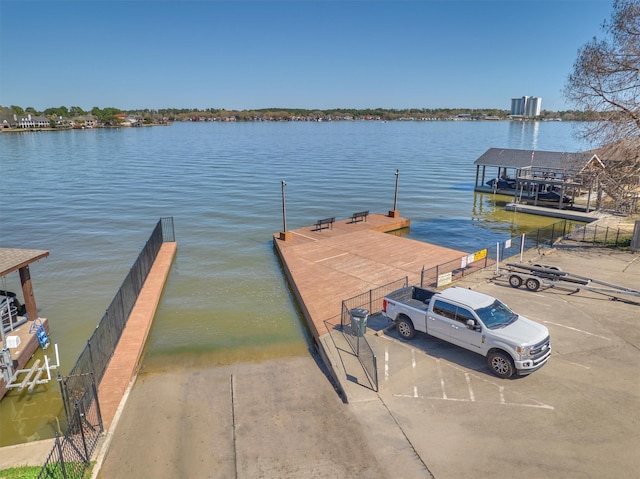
[510,96,542,117]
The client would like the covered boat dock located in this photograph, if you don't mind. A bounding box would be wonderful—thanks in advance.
[474,148,604,211]
[0,248,50,400]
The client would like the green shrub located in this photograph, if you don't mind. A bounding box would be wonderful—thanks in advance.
[0,465,40,479]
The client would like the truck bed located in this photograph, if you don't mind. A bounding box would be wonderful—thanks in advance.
[386,286,435,312]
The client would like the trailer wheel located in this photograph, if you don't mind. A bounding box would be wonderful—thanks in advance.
[525,278,540,291]
[509,275,522,288]
[396,316,416,340]
[487,351,514,379]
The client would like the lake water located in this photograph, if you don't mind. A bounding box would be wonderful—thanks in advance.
[0,120,587,445]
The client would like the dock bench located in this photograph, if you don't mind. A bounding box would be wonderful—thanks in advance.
[351,210,369,223]
[315,217,335,231]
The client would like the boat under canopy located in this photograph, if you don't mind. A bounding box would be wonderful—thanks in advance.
[474,148,604,211]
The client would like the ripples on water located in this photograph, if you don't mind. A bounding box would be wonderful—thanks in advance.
[0,120,587,444]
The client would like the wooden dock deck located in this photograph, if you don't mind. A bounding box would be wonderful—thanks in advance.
[273,212,467,342]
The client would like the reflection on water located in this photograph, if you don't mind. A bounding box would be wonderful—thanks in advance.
[409,191,561,254]
[508,120,543,151]
[470,192,557,233]
[0,347,66,445]
[0,121,586,445]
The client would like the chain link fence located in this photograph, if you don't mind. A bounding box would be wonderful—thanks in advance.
[340,278,408,392]
[564,221,635,247]
[418,219,604,288]
[38,217,175,479]
[337,218,633,394]
[39,374,101,479]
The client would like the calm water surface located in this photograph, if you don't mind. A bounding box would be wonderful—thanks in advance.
[0,120,587,445]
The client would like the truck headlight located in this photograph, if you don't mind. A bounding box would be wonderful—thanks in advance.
[516,345,532,359]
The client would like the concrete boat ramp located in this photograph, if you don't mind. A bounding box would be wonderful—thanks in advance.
[273,212,467,399]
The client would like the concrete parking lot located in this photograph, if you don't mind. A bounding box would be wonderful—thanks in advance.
[346,246,640,478]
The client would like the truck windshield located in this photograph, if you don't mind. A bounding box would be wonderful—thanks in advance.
[475,300,518,329]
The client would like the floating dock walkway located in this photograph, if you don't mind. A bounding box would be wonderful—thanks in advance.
[504,202,599,222]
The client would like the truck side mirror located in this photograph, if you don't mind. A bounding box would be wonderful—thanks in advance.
[467,319,478,330]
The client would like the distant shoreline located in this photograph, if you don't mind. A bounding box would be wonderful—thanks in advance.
[0,124,167,133]
[0,116,569,134]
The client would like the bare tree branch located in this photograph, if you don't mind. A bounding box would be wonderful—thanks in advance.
[565,0,640,214]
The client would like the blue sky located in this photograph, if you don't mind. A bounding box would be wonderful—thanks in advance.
[0,0,614,111]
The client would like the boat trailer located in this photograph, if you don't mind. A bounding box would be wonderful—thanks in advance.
[497,262,640,302]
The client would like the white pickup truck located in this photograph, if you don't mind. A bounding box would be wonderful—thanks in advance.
[382,286,551,378]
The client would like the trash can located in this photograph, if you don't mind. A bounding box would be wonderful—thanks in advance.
[350,308,369,337]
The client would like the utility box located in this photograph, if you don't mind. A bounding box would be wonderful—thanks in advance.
[6,336,21,349]
[350,308,369,337]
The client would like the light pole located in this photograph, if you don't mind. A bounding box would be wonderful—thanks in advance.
[280,180,291,241]
[393,169,399,211]
[281,180,287,233]
[389,169,400,218]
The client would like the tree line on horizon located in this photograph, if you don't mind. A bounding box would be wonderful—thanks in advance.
[0,104,607,123]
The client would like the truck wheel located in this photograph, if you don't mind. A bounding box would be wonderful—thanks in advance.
[525,278,540,291]
[487,352,514,379]
[397,316,416,340]
[509,275,522,288]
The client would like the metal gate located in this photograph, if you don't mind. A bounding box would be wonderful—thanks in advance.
[38,373,103,479]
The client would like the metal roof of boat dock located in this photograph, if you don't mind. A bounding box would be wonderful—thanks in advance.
[0,248,50,277]
[474,148,603,173]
